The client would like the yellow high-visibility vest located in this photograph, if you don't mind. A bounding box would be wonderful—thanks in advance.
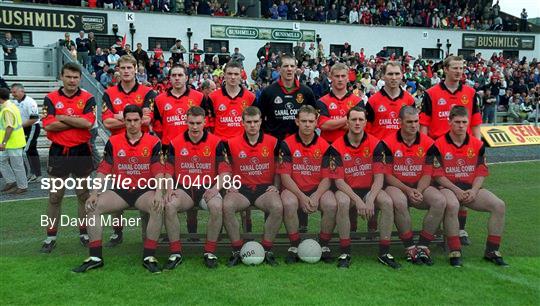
[0,100,26,149]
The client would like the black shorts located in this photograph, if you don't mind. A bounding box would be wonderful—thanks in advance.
[111,188,151,207]
[352,188,370,200]
[180,187,207,207]
[48,142,94,178]
[433,182,472,190]
[239,184,272,204]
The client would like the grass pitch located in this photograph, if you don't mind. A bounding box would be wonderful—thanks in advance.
[1,162,539,305]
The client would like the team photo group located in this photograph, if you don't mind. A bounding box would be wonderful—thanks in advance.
[34,52,507,274]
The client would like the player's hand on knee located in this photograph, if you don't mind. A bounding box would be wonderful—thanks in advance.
[266,185,278,193]
[85,193,98,212]
[408,189,423,204]
[299,194,311,213]
[365,198,375,219]
[227,188,239,194]
[355,200,368,219]
[462,189,477,204]
[454,189,467,202]
[164,189,175,204]
[152,192,164,214]
[203,187,219,202]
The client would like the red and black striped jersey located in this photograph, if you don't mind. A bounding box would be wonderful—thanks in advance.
[102,82,156,135]
[329,132,385,189]
[365,87,414,139]
[381,131,437,187]
[317,91,363,143]
[165,130,231,184]
[420,82,482,139]
[277,133,332,192]
[202,86,255,139]
[225,132,279,188]
[154,87,204,145]
[97,132,163,188]
[433,133,489,187]
[42,88,96,147]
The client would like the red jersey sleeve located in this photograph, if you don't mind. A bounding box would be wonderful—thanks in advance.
[322,146,337,179]
[97,141,113,175]
[149,140,164,176]
[80,96,96,125]
[432,142,445,178]
[379,141,393,174]
[101,92,114,121]
[217,141,232,174]
[470,93,483,127]
[327,145,343,179]
[41,96,57,128]
[475,144,489,177]
[317,99,331,128]
[143,89,157,123]
[372,141,386,174]
[165,141,176,176]
[423,144,438,176]
[419,93,433,127]
[277,141,292,175]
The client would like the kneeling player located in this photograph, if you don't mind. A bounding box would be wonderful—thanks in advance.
[163,106,230,269]
[279,105,337,263]
[331,107,399,268]
[434,106,507,266]
[73,105,165,273]
[381,106,446,265]
[223,106,283,266]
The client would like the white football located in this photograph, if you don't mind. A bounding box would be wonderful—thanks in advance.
[240,241,265,266]
[298,239,322,263]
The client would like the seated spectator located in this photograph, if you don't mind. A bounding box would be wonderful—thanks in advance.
[107,48,120,69]
[100,68,114,88]
[136,66,148,85]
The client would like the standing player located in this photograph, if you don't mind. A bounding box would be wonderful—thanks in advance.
[365,61,415,139]
[256,54,317,141]
[222,106,282,266]
[40,63,95,252]
[163,106,230,269]
[73,105,166,273]
[363,62,415,234]
[101,55,157,247]
[318,62,364,234]
[278,105,337,263]
[155,64,204,238]
[256,54,317,232]
[154,64,204,149]
[202,61,256,232]
[434,106,507,266]
[203,61,256,139]
[331,106,399,269]
[420,55,482,245]
[318,62,364,143]
[381,106,446,265]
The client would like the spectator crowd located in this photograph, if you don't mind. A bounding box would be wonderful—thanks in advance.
[64,30,539,125]
[42,0,531,32]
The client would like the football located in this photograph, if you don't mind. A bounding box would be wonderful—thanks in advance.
[240,241,265,265]
[298,239,322,263]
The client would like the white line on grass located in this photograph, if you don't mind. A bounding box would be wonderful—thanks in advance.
[487,159,540,165]
[466,264,539,291]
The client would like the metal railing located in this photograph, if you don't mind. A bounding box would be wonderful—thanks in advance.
[0,46,55,76]
[56,42,110,144]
